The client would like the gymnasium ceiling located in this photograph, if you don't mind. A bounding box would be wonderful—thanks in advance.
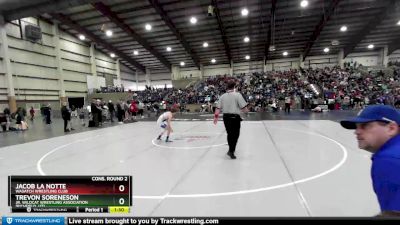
[1,0,400,73]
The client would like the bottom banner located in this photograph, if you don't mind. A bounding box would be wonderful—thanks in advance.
[65,217,400,225]
[67,217,219,225]
[2,217,400,225]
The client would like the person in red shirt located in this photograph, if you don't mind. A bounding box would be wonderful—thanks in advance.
[172,103,180,113]
[130,100,138,120]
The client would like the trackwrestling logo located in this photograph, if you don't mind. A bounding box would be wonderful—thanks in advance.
[2,217,64,225]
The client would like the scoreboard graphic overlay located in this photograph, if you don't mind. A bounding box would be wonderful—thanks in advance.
[8,176,132,213]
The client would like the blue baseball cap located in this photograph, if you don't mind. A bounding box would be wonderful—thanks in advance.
[340,105,400,129]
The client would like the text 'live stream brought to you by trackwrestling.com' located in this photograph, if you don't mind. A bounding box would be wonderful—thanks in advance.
[68,217,220,225]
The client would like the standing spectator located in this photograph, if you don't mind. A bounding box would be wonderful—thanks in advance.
[107,100,115,122]
[138,101,144,119]
[116,100,124,123]
[130,100,138,120]
[4,107,10,118]
[71,105,77,118]
[341,105,400,217]
[153,103,160,117]
[43,104,52,124]
[161,101,167,112]
[1,108,10,132]
[124,100,130,121]
[15,107,27,130]
[0,112,9,132]
[29,106,35,121]
[97,100,103,126]
[90,99,102,127]
[78,107,86,126]
[284,94,291,114]
[343,95,351,110]
[271,99,278,112]
[61,102,72,132]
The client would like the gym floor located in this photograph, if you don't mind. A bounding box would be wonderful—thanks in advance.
[0,111,379,216]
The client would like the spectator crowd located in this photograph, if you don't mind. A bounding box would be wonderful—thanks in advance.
[1,65,400,133]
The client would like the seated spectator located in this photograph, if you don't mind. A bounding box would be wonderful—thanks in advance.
[311,106,323,113]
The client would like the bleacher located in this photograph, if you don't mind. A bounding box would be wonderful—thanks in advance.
[172,78,199,89]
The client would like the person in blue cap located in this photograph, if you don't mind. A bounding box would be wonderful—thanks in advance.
[341,105,400,217]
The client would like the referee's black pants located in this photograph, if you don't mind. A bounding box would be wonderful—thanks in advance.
[223,114,242,154]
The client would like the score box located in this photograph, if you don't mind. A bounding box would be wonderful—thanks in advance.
[8,176,132,213]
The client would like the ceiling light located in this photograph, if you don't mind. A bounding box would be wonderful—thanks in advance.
[145,24,152,31]
[79,34,85,40]
[300,0,308,8]
[340,26,347,32]
[203,42,209,47]
[180,62,185,66]
[245,55,250,60]
[110,53,115,58]
[105,30,113,37]
[211,58,216,63]
[244,36,250,43]
[368,44,374,49]
[324,48,330,53]
[397,20,400,25]
[133,50,139,55]
[166,46,172,52]
[283,51,288,56]
[241,8,249,16]
[190,17,197,24]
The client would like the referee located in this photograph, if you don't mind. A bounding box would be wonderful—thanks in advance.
[214,80,248,159]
